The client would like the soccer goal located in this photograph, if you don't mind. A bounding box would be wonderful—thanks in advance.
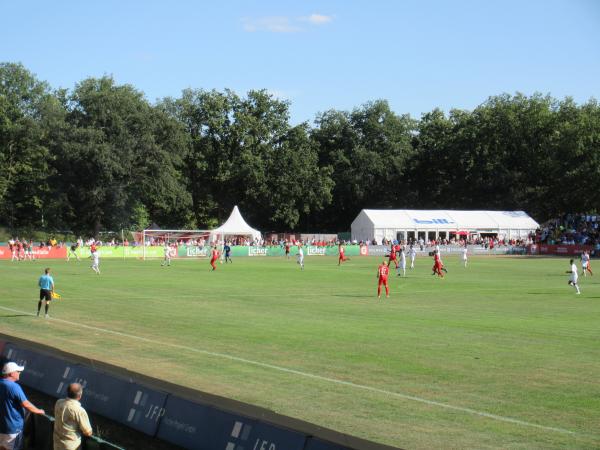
[140,229,211,260]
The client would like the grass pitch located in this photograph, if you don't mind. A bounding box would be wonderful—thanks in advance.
[1,254,599,449]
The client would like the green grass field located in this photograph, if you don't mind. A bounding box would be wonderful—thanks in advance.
[1,255,599,449]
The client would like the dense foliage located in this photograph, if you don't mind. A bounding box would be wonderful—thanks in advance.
[1,62,599,234]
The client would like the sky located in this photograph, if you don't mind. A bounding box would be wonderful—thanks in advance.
[2,0,599,124]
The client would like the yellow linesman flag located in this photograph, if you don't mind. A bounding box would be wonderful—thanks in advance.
[51,292,61,300]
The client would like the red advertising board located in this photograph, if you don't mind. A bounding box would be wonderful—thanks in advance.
[528,244,594,256]
[0,246,67,259]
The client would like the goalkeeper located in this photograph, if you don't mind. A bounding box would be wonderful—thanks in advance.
[37,267,55,318]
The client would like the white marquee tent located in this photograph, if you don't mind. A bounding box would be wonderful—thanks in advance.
[351,209,539,242]
[210,206,262,242]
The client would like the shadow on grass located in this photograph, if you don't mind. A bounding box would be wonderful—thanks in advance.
[0,314,31,318]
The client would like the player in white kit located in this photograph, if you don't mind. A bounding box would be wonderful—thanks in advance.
[161,243,172,267]
[462,246,468,268]
[567,259,580,294]
[296,245,304,270]
[90,250,100,275]
[409,245,416,269]
[397,248,406,276]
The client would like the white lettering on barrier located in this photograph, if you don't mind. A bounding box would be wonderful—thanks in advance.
[144,404,166,422]
[307,246,326,256]
[249,247,268,257]
[253,440,276,450]
[162,417,196,434]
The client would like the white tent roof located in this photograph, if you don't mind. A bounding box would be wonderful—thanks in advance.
[353,209,539,230]
[210,206,261,241]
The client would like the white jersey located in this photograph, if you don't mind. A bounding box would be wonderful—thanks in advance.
[581,253,589,267]
[410,248,416,259]
[164,246,171,257]
[400,252,406,268]
[462,248,468,260]
[570,263,578,282]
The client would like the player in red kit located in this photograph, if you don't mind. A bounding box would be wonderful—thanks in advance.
[338,243,347,265]
[377,260,390,298]
[210,246,219,271]
[90,242,97,254]
[388,243,398,268]
[432,250,444,278]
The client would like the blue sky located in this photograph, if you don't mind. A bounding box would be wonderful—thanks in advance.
[2,0,599,123]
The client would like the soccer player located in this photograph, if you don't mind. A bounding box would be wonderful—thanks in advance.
[284,242,290,259]
[462,246,468,268]
[224,243,232,263]
[377,260,390,298]
[585,251,593,276]
[210,246,219,271]
[567,259,581,294]
[161,243,172,267]
[37,268,54,318]
[90,250,100,275]
[296,244,304,270]
[409,245,416,269]
[388,243,398,269]
[338,243,347,266]
[432,250,444,278]
[397,248,406,276]
[581,251,592,276]
[67,242,80,262]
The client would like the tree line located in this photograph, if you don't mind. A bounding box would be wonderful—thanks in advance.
[1,62,599,235]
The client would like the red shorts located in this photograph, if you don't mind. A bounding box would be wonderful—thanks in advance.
[378,277,388,285]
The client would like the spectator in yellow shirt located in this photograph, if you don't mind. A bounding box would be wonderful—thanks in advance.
[53,383,92,450]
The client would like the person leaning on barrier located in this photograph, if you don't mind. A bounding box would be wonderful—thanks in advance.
[0,362,45,450]
[53,383,92,450]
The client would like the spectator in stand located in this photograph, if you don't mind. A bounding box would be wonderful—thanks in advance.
[0,362,45,450]
[53,383,93,450]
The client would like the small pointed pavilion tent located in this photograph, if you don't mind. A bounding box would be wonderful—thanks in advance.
[210,206,262,243]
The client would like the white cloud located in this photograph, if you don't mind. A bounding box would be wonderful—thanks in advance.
[242,16,302,33]
[303,14,333,25]
[242,13,333,32]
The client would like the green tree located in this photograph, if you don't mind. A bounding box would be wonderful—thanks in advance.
[0,62,62,229]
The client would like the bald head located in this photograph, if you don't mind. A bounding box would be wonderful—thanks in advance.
[67,383,83,400]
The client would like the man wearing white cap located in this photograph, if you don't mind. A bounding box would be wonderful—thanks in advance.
[0,362,45,450]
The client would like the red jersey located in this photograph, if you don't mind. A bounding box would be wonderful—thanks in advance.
[211,249,219,260]
[378,264,389,279]
[285,244,290,252]
[339,246,345,255]
[91,244,97,253]
[394,244,401,252]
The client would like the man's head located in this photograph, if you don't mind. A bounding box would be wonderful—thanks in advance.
[45,267,51,274]
[2,362,25,380]
[67,383,84,400]
[570,259,574,265]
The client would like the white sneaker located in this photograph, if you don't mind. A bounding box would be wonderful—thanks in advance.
[44,314,50,318]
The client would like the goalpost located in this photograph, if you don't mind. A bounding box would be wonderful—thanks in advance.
[140,229,211,260]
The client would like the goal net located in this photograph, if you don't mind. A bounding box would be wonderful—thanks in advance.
[138,229,211,260]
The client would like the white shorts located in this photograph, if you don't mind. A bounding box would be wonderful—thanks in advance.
[297,256,304,265]
[570,275,578,283]
[0,432,21,450]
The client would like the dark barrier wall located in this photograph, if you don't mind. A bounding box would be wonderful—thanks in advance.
[0,335,400,450]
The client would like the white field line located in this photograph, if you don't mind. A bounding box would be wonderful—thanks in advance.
[0,305,576,436]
